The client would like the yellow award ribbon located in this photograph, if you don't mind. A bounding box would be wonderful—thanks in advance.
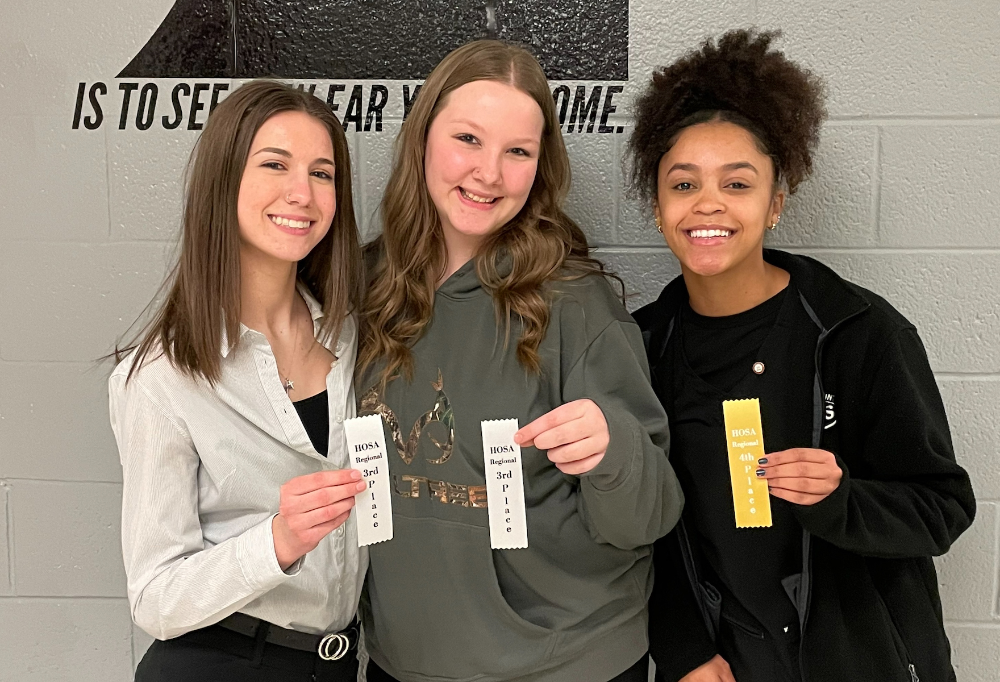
[722,398,772,528]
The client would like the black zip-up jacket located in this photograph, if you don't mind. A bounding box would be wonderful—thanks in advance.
[634,250,976,682]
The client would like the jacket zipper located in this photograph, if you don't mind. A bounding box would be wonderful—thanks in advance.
[909,664,919,681]
[795,293,868,682]
[677,519,717,639]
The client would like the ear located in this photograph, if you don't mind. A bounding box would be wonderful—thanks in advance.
[770,190,786,224]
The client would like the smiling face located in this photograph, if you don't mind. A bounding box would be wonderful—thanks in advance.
[423,79,545,257]
[237,110,337,266]
[655,121,784,280]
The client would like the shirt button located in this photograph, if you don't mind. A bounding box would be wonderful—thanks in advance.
[335,526,344,536]
[336,415,344,423]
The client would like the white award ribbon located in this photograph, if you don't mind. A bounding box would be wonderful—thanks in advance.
[344,414,393,547]
[481,418,528,549]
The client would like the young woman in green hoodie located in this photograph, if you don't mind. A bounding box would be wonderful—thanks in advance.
[356,40,684,682]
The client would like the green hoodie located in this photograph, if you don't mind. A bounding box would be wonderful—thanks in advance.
[358,259,683,681]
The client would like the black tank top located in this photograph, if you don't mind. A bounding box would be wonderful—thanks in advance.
[292,390,329,457]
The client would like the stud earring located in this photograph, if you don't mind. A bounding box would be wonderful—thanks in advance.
[768,215,781,230]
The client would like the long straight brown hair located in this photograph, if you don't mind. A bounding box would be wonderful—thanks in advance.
[117,80,363,384]
[358,40,615,383]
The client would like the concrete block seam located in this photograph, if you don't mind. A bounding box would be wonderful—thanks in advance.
[2,478,123,489]
[872,126,882,244]
[591,246,1000,255]
[359,130,369,236]
[0,595,129,603]
[942,621,1000,629]
[1,475,124,485]
[0,358,120,367]
[2,481,11,594]
[609,131,622,245]
[994,504,1000,620]
[825,115,1000,126]
[131,627,138,673]
[936,374,1000,382]
[992,500,1000,620]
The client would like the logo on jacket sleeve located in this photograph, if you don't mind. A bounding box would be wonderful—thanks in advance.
[824,393,837,429]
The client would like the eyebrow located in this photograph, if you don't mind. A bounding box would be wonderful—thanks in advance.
[253,147,334,166]
[666,162,759,174]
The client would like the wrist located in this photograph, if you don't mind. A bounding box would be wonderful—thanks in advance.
[271,514,304,571]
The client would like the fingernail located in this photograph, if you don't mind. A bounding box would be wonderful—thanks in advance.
[350,470,362,480]
[513,433,523,444]
[755,469,766,477]
[356,481,367,491]
[758,458,768,466]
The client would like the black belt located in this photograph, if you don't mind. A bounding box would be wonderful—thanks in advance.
[216,612,359,660]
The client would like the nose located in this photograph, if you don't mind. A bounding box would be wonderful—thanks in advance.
[284,170,312,205]
[473,151,502,186]
[692,185,725,215]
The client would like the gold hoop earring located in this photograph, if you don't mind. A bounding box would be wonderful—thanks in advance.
[768,215,781,230]
[655,215,663,234]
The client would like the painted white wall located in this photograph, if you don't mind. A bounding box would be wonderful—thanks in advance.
[1,1,998,679]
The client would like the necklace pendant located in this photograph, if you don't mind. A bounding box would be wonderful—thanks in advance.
[284,378,294,392]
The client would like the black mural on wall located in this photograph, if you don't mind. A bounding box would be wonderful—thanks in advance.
[119,0,628,80]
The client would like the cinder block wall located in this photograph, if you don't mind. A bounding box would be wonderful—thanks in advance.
[1,1,998,680]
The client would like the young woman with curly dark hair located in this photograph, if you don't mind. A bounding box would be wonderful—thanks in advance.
[628,29,975,682]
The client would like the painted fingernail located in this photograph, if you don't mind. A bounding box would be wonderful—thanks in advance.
[350,470,362,480]
[755,469,766,477]
[758,458,768,465]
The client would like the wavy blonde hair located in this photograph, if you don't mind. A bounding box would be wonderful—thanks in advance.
[359,40,615,383]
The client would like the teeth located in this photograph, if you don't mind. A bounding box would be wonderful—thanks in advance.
[689,229,732,238]
[461,188,496,204]
[271,216,311,229]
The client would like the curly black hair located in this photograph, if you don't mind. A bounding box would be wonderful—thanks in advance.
[627,29,826,202]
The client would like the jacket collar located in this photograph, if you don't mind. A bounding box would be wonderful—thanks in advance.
[761,250,870,331]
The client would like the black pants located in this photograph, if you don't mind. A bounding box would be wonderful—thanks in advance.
[135,624,359,682]
[367,653,649,682]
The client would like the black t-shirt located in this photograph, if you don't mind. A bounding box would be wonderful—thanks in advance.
[680,288,787,393]
[293,390,329,457]
[672,285,812,680]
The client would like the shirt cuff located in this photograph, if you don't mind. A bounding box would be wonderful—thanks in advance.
[236,514,301,592]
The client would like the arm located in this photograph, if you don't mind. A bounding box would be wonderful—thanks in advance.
[566,320,684,549]
[790,327,976,558]
[111,376,297,640]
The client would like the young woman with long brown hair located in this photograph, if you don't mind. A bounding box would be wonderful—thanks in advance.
[356,40,684,682]
[109,81,367,681]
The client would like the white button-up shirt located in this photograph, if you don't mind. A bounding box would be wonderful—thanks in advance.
[109,288,365,641]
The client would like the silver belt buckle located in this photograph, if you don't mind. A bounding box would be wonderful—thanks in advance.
[317,632,350,661]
